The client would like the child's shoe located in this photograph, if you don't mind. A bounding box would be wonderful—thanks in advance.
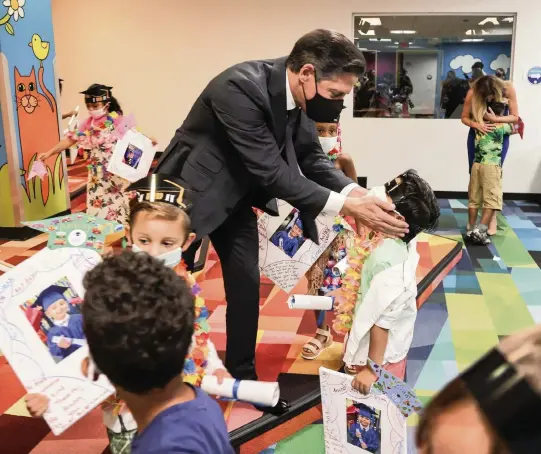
[471,225,491,245]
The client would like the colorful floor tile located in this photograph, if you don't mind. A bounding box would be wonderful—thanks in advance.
[0,175,461,453]
[261,200,541,453]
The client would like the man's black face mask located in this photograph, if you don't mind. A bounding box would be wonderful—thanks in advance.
[302,71,344,123]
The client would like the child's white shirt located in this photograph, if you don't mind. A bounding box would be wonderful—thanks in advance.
[343,238,419,367]
[102,336,224,433]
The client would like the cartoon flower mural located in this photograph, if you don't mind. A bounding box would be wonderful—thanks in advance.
[0,0,25,35]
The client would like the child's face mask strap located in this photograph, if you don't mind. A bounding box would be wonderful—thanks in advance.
[461,348,541,453]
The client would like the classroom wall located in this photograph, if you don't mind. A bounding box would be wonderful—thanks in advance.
[51,0,541,193]
[441,42,512,79]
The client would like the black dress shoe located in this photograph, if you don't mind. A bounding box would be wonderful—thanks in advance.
[254,398,291,416]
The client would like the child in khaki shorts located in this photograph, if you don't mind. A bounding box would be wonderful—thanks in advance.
[468,102,516,245]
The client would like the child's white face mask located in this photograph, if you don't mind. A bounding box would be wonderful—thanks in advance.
[132,244,183,268]
[318,136,338,155]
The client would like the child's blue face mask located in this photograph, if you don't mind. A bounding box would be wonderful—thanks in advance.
[132,243,183,268]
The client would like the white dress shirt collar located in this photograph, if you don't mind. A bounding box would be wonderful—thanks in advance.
[285,71,297,111]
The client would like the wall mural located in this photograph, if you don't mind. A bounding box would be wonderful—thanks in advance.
[0,0,68,228]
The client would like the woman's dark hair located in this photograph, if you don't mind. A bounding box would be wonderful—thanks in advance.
[84,83,123,115]
[286,29,366,80]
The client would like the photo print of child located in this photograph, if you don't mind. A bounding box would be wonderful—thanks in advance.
[22,278,85,363]
[346,399,381,453]
[122,143,143,169]
[270,209,306,258]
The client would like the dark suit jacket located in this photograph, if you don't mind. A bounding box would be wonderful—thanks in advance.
[156,57,354,240]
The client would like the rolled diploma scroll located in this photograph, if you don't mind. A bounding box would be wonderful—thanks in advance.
[51,336,87,347]
[288,294,334,311]
[201,376,280,407]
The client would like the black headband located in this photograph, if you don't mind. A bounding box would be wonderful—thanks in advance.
[462,348,541,453]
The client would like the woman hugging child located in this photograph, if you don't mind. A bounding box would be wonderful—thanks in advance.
[26,173,231,454]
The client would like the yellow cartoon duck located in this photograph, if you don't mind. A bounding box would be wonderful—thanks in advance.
[28,34,50,65]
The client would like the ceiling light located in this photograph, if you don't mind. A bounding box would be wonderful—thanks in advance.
[360,17,382,26]
[479,17,499,26]
[502,17,514,23]
[358,29,375,36]
[462,38,484,42]
[466,29,489,35]
[369,38,391,42]
[390,30,416,34]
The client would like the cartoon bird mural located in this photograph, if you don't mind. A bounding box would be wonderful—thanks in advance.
[28,33,50,66]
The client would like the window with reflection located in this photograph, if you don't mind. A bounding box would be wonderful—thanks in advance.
[352,15,515,119]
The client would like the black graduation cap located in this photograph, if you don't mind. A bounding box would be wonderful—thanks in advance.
[80,84,113,104]
[32,285,69,312]
[384,169,418,204]
[128,174,194,212]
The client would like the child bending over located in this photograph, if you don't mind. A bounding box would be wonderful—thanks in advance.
[467,100,517,245]
[340,170,439,394]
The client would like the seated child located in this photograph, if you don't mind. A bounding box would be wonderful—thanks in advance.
[303,121,359,360]
[337,170,440,393]
[82,251,234,454]
[467,100,517,245]
[25,174,230,454]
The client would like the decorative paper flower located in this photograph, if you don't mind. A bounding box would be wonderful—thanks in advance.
[3,0,24,21]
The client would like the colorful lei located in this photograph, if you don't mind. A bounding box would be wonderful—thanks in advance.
[331,217,385,335]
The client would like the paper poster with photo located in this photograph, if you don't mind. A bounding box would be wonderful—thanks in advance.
[258,200,344,292]
[0,248,114,435]
[320,367,407,454]
[107,129,156,182]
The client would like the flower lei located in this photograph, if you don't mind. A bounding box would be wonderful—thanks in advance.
[331,217,385,335]
[176,261,210,387]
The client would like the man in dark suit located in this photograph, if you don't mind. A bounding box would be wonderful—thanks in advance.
[157,30,408,397]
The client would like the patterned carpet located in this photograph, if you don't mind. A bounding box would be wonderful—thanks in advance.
[0,185,462,453]
[261,199,541,454]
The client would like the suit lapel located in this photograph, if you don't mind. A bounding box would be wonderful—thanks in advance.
[268,57,288,147]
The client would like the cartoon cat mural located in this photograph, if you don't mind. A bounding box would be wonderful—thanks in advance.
[14,62,62,205]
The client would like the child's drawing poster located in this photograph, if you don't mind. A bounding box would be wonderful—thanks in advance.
[320,367,407,454]
[0,248,114,435]
[257,200,341,292]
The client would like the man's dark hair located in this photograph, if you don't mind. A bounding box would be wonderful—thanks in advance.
[472,61,484,70]
[394,170,440,244]
[286,29,366,80]
[82,251,194,394]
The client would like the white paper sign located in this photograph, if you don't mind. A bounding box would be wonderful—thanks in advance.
[258,201,340,292]
[107,129,155,183]
[0,248,114,435]
[320,367,407,454]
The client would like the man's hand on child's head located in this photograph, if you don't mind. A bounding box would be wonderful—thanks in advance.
[25,393,50,418]
[352,366,378,395]
[213,368,232,385]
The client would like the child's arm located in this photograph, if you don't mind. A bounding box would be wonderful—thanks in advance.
[25,393,50,418]
[367,325,389,366]
[205,339,231,384]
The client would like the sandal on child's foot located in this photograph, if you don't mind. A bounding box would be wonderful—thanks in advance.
[302,327,333,360]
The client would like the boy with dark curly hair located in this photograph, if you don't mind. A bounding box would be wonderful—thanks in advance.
[82,251,233,454]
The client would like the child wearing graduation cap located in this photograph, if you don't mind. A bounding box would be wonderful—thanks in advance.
[38,84,156,225]
[270,216,305,257]
[26,173,230,454]
[334,170,440,394]
[32,285,85,361]
[348,403,380,452]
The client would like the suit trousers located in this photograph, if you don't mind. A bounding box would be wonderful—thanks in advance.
[206,203,260,380]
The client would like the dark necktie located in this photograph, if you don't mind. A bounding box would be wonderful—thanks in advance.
[284,108,300,168]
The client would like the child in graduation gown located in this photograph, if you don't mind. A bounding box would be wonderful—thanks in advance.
[26,174,230,454]
[347,404,380,452]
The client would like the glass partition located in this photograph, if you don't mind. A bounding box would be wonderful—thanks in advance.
[352,14,515,119]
